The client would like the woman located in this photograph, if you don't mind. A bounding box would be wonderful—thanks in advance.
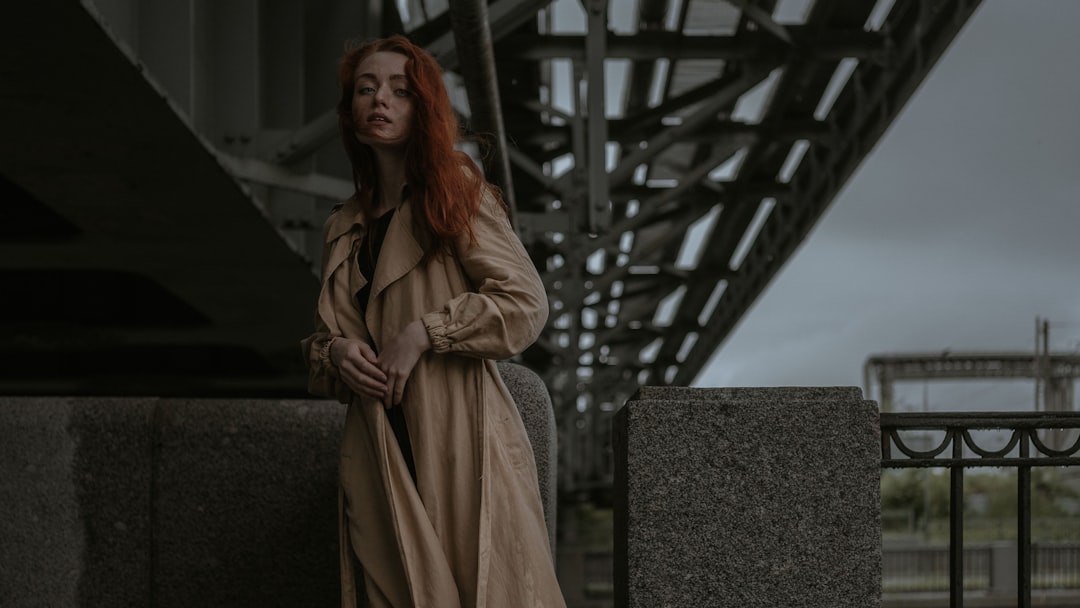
[300,35,566,608]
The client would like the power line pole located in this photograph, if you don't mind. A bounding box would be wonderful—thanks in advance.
[1035,316,1043,411]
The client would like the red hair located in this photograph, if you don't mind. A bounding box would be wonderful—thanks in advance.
[337,35,498,257]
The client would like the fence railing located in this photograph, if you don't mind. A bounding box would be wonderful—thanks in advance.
[883,542,1080,593]
[880,412,1080,608]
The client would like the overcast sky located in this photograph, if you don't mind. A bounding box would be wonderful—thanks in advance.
[694,1,1080,412]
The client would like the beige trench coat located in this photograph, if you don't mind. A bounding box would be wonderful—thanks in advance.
[301,189,565,608]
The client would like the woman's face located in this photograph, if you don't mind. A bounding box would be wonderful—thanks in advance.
[351,51,414,149]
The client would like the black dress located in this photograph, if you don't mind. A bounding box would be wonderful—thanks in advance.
[356,208,417,483]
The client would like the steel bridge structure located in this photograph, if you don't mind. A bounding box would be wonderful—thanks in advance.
[1,0,981,493]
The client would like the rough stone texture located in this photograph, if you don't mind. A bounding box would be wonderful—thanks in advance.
[0,397,88,608]
[69,398,157,607]
[498,360,558,554]
[0,365,557,607]
[152,398,343,608]
[614,386,881,608]
[0,397,341,608]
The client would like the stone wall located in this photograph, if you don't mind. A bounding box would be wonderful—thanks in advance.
[0,363,555,607]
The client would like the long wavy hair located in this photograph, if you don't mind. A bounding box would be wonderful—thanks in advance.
[337,35,495,257]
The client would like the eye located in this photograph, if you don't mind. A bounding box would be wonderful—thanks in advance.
[356,86,375,95]
[394,88,410,97]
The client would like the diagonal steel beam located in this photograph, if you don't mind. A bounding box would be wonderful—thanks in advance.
[586,205,707,311]
[727,0,796,47]
[595,142,747,250]
[449,0,516,219]
[616,70,749,141]
[219,154,353,200]
[263,110,336,165]
[506,145,575,200]
[608,65,775,187]
[429,0,556,70]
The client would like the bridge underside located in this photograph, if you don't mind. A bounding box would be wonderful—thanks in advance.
[1,0,980,491]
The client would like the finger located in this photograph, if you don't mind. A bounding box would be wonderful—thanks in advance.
[340,370,378,398]
[359,358,387,383]
[341,374,370,397]
[393,377,406,405]
[342,373,374,398]
[351,380,385,401]
[358,377,387,396]
[382,377,395,409]
[357,342,380,364]
[341,361,387,395]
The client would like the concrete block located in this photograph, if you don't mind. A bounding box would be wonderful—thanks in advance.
[614,387,881,608]
[498,361,558,553]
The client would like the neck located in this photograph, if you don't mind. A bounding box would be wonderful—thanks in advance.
[371,148,407,215]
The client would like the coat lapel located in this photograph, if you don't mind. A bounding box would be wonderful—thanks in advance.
[366,201,425,348]
[370,202,425,299]
[324,196,366,276]
[318,196,369,337]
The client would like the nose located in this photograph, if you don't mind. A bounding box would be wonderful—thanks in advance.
[372,85,389,106]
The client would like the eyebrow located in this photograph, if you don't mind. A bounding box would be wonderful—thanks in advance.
[356,73,408,82]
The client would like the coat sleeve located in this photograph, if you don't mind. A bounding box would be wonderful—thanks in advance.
[421,189,549,360]
[300,310,352,403]
[300,211,353,403]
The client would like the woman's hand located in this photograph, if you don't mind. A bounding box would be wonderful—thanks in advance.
[377,320,432,409]
[331,338,388,400]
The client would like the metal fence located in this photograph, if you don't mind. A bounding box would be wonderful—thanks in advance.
[883,543,1080,593]
[880,412,1080,608]
[1034,542,1080,588]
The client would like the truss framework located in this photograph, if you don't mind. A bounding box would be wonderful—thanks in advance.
[476,0,982,491]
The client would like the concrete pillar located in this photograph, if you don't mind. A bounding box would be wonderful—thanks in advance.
[989,542,1018,594]
[614,386,881,608]
[497,361,559,553]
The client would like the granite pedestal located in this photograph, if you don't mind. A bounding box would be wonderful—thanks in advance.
[614,386,881,608]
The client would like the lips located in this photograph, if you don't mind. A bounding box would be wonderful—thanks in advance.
[368,114,391,123]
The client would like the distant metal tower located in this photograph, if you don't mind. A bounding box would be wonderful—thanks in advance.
[865,351,1080,410]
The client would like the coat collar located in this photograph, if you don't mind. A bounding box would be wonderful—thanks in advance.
[324,184,413,244]
[325,195,366,243]
[319,188,426,348]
